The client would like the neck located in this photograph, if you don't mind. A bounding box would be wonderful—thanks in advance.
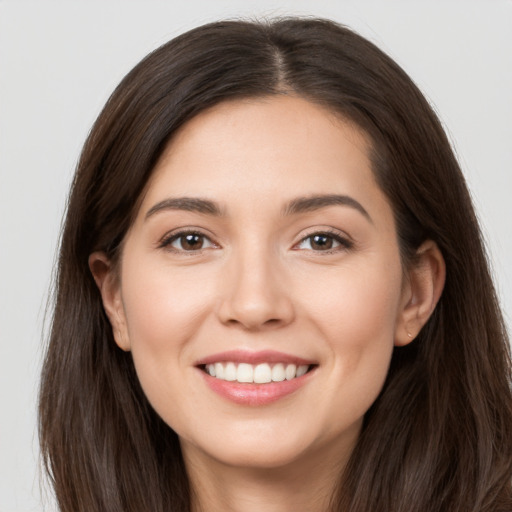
[183,431,357,512]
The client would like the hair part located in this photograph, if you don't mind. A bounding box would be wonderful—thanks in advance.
[40,17,512,512]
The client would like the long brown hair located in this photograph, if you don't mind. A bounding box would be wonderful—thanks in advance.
[39,18,512,511]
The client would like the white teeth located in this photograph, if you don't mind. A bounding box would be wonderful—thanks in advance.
[237,363,253,383]
[214,362,224,379]
[225,362,237,381]
[271,363,285,382]
[204,362,311,384]
[285,364,296,380]
[296,365,309,377]
[253,363,272,383]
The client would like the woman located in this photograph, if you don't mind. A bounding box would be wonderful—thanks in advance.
[39,18,512,512]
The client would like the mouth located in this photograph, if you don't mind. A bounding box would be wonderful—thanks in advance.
[195,350,318,405]
[200,362,314,384]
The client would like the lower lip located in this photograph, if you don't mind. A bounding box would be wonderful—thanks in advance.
[198,368,315,406]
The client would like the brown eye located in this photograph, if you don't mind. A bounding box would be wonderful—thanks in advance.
[296,232,352,252]
[310,234,334,250]
[178,234,204,250]
[164,232,214,252]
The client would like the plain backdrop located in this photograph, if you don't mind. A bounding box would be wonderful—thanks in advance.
[1,1,511,510]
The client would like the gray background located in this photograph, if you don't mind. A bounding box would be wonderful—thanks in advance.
[1,1,511,510]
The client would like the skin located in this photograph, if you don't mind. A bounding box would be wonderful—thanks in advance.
[91,95,445,512]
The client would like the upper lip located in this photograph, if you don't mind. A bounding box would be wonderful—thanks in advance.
[195,349,317,367]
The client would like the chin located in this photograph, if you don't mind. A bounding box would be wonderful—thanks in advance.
[201,443,311,471]
[180,417,358,472]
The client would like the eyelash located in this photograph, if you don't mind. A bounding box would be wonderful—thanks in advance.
[158,228,353,254]
[293,229,353,254]
[159,229,216,254]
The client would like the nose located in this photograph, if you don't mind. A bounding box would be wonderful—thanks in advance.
[216,248,295,331]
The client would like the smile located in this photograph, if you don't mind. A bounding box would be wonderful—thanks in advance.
[204,362,310,384]
[195,350,317,405]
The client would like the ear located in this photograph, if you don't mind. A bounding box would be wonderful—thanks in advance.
[395,240,446,346]
[88,251,131,351]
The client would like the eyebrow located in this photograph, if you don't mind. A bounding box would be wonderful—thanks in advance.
[145,197,223,219]
[145,194,372,223]
[282,194,373,223]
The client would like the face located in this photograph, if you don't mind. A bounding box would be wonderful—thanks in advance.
[99,96,415,472]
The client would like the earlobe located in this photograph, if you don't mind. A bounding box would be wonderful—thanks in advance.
[88,252,131,351]
[395,240,446,346]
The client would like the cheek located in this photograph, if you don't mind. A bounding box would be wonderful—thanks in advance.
[296,260,402,412]
[118,261,218,406]
[118,262,219,427]
[121,263,213,348]
[300,257,402,343]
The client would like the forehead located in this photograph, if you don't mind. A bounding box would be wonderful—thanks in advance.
[136,95,392,231]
